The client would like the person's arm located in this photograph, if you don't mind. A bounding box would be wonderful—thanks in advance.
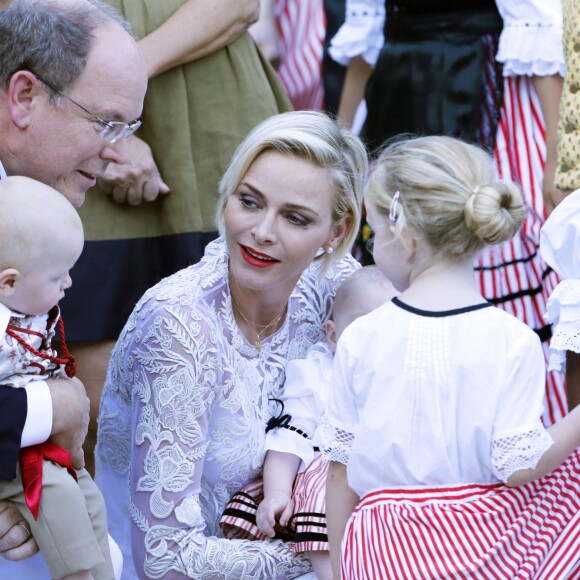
[326,461,358,579]
[139,0,260,79]
[100,303,311,579]
[256,450,301,537]
[507,404,580,486]
[248,0,281,69]
[533,74,566,215]
[566,351,580,411]
[337,56,372,129]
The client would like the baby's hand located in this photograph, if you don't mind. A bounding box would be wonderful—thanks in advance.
[256,491,294,538]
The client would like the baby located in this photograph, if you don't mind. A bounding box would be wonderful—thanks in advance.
[0,176,113,580]
[221,265,396,580]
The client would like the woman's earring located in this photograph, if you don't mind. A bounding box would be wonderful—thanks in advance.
[326,246,334,254]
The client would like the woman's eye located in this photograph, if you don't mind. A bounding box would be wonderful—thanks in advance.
[286,214,309,226]
[239,195,259,209]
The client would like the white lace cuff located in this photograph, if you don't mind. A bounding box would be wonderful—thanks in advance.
[318,414,354,465]
[497,21,564,77]
[329,0,385,67]
[544,280,580,372]
[491,425,554,483]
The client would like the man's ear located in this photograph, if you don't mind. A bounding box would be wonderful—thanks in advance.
[0,268,19,296]
[7,71,39,129]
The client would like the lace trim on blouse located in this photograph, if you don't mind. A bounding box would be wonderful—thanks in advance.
[491,424,554,483]
[329,0,385,67]
[545,280,580,372]
[319,413,354,465]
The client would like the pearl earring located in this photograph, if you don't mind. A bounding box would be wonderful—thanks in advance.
[326,247,334,254]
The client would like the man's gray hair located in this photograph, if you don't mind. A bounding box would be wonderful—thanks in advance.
[0,0,132,92]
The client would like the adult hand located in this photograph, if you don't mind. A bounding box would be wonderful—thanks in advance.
[0,502,38,561]
[47,376,90,470]
[98,135,170,206]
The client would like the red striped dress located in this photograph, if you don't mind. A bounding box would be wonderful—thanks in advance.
[341,449,580,580]
[274,0,325,111]
[477,75,567,427]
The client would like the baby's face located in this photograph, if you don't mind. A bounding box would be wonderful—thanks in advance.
[8,232,83,316]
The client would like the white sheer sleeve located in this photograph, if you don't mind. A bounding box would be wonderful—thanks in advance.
[495,0,564,76]
[545,279,580,372]
[329,0,385,66]
[490,327,554,483]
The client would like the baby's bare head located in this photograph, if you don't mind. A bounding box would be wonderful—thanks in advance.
[0,176,84,271]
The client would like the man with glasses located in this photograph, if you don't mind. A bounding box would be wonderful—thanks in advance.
[0,0,147,573]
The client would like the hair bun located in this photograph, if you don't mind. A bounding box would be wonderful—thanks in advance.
[464,181,526,245]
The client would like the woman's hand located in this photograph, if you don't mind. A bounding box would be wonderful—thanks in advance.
[98,135,170,206]
[256,491,294,538]
[0,502,38,561]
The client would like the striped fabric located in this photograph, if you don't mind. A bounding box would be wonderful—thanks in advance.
[219,454,330,552]
[219,480,268,541]
[341,449,580,580]
[275,0,325,111]
[289,453,329,553]
[475,75,567,426]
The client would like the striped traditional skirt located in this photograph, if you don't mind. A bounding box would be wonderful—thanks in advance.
[341,450,580,579]
[219,453,329,552]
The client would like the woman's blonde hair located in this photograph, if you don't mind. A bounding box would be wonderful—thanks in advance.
[215,111,368,271]
[365,135,526,259]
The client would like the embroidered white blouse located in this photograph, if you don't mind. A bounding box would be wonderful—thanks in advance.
[329,0,564,75]
[321,298,553,497]
[95,237,359,579]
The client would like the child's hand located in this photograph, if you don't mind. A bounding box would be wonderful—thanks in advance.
[256,491,294,538]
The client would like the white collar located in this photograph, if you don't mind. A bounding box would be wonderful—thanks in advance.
[0,160,7,180]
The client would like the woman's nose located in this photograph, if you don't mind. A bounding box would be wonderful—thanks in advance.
[251,213,277,244]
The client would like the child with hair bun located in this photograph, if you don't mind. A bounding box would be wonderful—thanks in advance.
[322,135,580,579]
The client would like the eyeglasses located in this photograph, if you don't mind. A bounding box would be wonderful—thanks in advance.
[31,72,141,144]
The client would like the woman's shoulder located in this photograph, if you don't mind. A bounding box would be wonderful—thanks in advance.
[139,238,228,309]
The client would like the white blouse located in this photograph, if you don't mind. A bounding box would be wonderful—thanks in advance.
[95,237,358,579]
[321,298,553,498]
[329,0,564,76]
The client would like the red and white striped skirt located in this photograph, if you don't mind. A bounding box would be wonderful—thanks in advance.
[342,449,580,580]
[476,75,566,427]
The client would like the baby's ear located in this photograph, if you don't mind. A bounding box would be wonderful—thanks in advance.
[325,319,337,352]
[0,268,19,296]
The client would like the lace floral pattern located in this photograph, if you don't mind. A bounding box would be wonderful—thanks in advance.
[491,425,554,483]
[95,237,358,579]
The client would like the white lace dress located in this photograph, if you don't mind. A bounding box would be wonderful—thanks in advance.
[95,237,358,579]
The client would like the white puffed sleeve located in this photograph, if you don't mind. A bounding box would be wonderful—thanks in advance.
[329,0,385,66]
[495,0,564,76]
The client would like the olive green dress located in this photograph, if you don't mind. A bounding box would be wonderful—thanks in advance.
[60,0,292,340]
